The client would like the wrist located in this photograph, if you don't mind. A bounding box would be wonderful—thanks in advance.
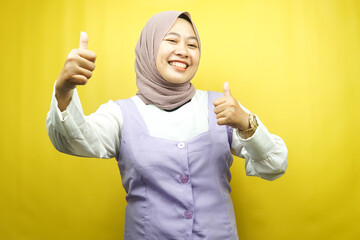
[55,84,73,99]
[55,80,74,111]
[55,77,75,93]
[238,113,258,139]
[236,113,250,131]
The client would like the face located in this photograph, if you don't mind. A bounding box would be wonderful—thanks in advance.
[156,18,200,84]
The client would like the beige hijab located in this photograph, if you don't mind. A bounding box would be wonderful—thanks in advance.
[135,11,201,111]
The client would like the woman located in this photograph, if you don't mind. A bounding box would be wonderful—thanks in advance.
[47,11,287,240]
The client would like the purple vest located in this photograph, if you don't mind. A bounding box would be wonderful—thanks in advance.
[116,91,238,240]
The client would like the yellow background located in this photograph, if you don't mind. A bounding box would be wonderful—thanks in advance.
[1,0,359,239]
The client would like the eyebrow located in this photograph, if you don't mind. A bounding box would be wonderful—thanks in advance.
[165,32,198,42]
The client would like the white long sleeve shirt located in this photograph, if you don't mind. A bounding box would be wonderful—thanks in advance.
[46,86,288,181]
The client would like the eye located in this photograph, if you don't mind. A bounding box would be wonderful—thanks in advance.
[188,44,198,48]
[165,39,177,43]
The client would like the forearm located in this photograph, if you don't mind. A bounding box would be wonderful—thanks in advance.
[231,115,288,181]
[242,133,288,181]
[46,85,121,158]
[55,81,74,112]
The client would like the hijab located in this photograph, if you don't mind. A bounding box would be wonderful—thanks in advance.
[135,11,201,111]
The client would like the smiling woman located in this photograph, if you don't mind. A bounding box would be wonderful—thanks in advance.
[134,12,202,110]
[46,10,288,240]
[156,17,200,84]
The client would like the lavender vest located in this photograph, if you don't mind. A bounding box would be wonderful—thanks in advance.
[115,91,238,240]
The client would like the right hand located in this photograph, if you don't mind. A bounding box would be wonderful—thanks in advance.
[55,31,97,95]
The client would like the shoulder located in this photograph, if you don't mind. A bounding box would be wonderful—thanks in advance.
[193,89,222,98]
[90,100,123,117]
[195,89,223,102]
[193,89,208,100]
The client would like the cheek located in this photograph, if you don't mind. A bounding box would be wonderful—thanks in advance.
[156,44,165,62]
[156,53,166,72]
[191,54,200,68]
[157,52,169,67]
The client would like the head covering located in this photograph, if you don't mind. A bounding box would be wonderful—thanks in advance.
[135,11,201,111]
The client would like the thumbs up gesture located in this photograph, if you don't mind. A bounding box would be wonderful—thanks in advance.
[55,31,97,95]
[213,82,250,130]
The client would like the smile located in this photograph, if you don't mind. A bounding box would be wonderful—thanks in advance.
[168,61,188,70]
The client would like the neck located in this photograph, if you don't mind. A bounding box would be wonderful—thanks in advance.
[163,99,192,112]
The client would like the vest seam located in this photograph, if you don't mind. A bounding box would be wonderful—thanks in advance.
[116,99,149,239]
[208,91,237,239]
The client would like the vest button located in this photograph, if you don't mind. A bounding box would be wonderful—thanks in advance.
[184,210,193,219]
[183,233,190,239]
[180,174,189,183]
[177,142,185,149]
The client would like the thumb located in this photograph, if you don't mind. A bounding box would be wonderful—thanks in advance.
[79,31,88,49]
[223,81,231,97]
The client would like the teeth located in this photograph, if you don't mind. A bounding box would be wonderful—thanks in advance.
[170,61,187,69]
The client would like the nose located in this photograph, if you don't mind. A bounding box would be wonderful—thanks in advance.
[174,42,189,57]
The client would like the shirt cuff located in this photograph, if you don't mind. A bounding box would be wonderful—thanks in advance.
[48,82,86,139]
[236,116,275,161]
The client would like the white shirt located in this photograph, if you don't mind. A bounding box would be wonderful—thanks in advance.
[46,86,288,181]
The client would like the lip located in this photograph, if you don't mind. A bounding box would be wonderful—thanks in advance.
[171,65,187,71]
[168,60,190,66]
[168,60,189,72]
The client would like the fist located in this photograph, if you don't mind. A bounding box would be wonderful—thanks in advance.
[56,32,97,93]
[213,82,250,130]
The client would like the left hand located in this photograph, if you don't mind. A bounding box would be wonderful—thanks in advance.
[213,82,250,130]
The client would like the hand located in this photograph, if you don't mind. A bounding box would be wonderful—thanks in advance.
[55,32,97,95]
[213,82,250,130]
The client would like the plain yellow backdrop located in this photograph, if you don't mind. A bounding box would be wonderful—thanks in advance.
[1,0,359,239]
